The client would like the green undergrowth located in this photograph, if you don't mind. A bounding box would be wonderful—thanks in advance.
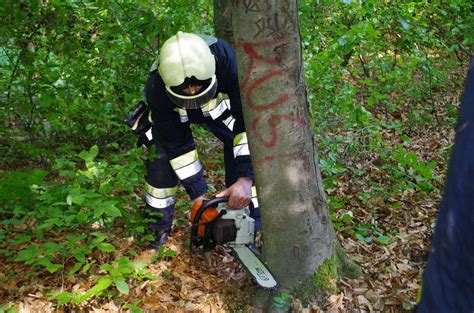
[299,0,467,247]
[0,145,179,309]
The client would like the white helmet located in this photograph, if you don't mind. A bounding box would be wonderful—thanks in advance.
[158,32,217,109]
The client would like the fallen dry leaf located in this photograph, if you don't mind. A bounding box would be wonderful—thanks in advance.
[328,293,345,310]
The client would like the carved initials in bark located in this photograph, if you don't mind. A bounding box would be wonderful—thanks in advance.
[232,0,269,13]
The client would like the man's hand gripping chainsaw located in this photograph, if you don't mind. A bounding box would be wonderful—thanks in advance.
[190,197,277,290]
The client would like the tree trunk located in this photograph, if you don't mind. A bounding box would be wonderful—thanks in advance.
[213,0,234,47]
[230,0,360,307]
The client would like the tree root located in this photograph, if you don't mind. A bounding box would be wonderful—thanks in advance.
[254,241,362,311]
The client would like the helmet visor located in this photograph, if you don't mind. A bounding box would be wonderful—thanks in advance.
[165,75,217,109]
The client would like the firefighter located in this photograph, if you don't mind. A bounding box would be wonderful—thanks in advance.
[126,32,260,248]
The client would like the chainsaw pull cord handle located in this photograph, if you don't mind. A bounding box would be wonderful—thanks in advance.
[190,197,229,253]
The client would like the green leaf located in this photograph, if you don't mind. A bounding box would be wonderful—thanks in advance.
[97,243,116,252]
[7,235,32,245]
[89,145,99,159]
[68,262,84,278]
[377,235,390,245]
[36,257,63,273]
[59,170,75,178]
[341,213,352,223]
[123,301,143,313]
[15,246,39,263]
[104,204,122,217]
[114,278,129,295]
[355,233,372,243]
[0,249,14,257]
[49,291,75,306]
[76,211,88,224]
[94,206,105,218]
[82,262,94,273]
[46,263,64,273]
[75,277,112,304]
[100,264,114,271]
[79,150,90,161]
[71,194,85,205]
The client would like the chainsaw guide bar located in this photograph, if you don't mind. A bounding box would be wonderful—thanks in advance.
[231,245,278,290]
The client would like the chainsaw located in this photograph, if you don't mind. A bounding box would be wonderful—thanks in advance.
[190,197,278,290]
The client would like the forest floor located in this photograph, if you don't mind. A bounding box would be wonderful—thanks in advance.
[0,94,460,312]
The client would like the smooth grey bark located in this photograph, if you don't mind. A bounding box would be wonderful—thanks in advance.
[213,0,234,47]
[230,0,339,294]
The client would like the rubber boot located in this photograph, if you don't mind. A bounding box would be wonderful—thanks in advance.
[143,204,174,249]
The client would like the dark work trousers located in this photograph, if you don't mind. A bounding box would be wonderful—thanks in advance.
[144,120,261,244]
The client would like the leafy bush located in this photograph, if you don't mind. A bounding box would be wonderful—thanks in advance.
[299,0,468,244]
[0,145,156,305]
[0,0,212,161]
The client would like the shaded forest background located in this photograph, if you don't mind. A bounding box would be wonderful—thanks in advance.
[0,1,472,311]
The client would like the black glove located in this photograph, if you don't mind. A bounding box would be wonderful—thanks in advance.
[123,101,153,148]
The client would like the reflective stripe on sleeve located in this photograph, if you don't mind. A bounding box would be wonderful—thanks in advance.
[131,112,145,131]
[174,160,202,180]
[170,150,198,169]
[145,192,176,208]
[145,128,153,140]
[208,99,230,120]
[222,115,235,131]
[233,132,250,157]
[144,182,177,199]
[201,99,215,116]
[201,93,230,120]
[178,108,189,123]
[233,132,248,146]
[251,186,259,208]
[170,150,203,180]
[234,144,250,157]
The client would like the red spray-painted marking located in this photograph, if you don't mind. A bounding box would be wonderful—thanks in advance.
[246,69,289,111]
[236,37,306,164]
[236,38,285,90]
[255,151,306,166]
[251,115,305,148]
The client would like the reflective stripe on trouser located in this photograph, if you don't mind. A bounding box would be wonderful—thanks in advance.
[143,183,177,233]
[144,181,177,208]
[144,148,179,236]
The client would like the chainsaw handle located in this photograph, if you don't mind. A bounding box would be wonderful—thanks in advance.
[192,197,229,226]
[200,197,229,210]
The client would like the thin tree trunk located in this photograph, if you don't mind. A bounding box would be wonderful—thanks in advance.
[213,0,234,47]
[230,0,360,307]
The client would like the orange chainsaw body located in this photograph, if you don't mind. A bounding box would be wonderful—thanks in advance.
[190,201,219,236]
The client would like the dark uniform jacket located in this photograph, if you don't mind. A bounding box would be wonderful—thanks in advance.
[416,59,474,312]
